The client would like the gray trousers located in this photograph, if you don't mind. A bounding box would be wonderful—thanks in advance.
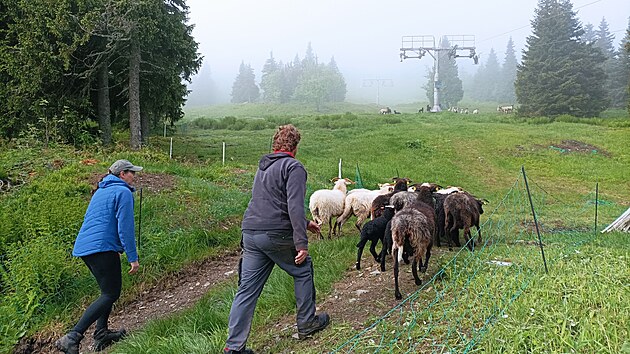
[225,230,316,351]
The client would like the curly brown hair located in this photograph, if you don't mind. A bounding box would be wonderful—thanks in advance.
[272,124,301,152]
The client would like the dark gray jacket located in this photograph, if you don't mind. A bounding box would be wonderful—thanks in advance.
[241,152,309,251]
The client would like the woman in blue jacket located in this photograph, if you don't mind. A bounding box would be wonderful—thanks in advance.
[55,159,142,354]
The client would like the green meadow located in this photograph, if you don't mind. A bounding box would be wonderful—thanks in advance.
[1,103,628,353]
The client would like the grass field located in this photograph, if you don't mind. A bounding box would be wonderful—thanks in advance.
[1,103,629,353]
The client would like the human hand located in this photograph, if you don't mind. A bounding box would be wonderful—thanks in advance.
[295,249,308,264]
[129,261,140,274]
[307,221,320,234]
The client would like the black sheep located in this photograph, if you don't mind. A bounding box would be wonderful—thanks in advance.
[355,205,395,270]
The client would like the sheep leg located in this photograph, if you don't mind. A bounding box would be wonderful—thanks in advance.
[369,239,380,263]
[334,218,343,236]
[421,246,431,273]
[476,225,482,245]
[402,240,411,264]
[449,224,461,248]
[328,218,333,239]
[379,246,387,272]
[411,258,422,286]
[393,247,402,300]
[356,236,368,270]
[435,230,441,248]
[464,226,474,251]
[355,214,366,233]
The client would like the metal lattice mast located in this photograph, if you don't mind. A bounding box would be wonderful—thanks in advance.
[362,78,393,106]
[400,35,479,112]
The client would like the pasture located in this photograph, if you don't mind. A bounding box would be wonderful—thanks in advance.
[1,104,629,353]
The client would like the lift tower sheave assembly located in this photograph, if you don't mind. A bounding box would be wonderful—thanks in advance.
[400,35,478,112]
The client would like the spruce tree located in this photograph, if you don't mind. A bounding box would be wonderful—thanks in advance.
[595,18,620,108]
[326,57,347,102]
[498,37,518,103]
[516,0,607,117]
[607,18,630,109]
[425,36,464,108]
[260,52,282,103]
[471,48,501,102]
[230,61,259,103]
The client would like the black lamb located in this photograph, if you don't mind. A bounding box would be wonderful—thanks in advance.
[356,205,395,270]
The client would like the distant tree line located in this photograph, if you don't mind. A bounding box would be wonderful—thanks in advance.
[0,0,202,148]
[230,43,347,110]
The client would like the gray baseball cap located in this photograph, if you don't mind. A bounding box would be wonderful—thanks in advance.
[109,159,143,175]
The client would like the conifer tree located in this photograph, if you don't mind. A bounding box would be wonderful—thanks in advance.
[498,37,518,103]
[471,48,501,102]
[594,18,620,108]
[260,52,283,103]
[515,0,607,117]
[230,61,259,103]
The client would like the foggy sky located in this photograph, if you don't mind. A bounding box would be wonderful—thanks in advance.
[184,0,630,106]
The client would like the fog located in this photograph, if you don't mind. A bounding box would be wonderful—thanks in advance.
[184,0,629,106]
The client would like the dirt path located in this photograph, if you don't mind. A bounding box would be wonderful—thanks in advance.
[250,248,451,353]
[14,249,242,354]
[16,241,450,354]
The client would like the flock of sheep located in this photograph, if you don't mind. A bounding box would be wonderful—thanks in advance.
[308,177,488,300]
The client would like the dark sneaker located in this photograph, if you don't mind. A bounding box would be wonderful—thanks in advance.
[54,331,84,354]
[224,348,255,354]
[93,328,127,351]
[297,312,330,339]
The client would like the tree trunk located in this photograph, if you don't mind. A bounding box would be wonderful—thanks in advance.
[129,40,142,150]
[97,61,112,146]
[140,110,150,145]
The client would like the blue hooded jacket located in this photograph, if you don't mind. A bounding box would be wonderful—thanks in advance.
[73,174,138,262]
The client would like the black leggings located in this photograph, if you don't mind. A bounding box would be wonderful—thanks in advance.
[73,251,122,334]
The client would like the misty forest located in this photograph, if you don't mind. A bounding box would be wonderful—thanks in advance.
[1,0,630,353]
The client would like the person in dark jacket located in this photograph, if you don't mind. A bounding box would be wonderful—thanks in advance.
[55,159,142,354]
[224,125,329,354]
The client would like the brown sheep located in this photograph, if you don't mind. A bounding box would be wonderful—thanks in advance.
[390,202,435,300]
[443,192,487,251]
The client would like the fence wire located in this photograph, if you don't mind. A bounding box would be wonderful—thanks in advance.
[332,172,607,354]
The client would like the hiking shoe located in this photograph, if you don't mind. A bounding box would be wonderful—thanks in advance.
[297,312,330,339]
[54,331,84,354]
[93,327,127,351]
[224,348,255,354]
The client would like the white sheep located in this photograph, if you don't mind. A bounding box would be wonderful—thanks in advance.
[309,177,353,239]
[337,183,394,234]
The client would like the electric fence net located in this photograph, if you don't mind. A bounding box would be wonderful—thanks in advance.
[332,171,608,354]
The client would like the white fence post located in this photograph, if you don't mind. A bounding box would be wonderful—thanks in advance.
[338,158,342,179]
[222,142,226,166]
[169,138,173,159]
